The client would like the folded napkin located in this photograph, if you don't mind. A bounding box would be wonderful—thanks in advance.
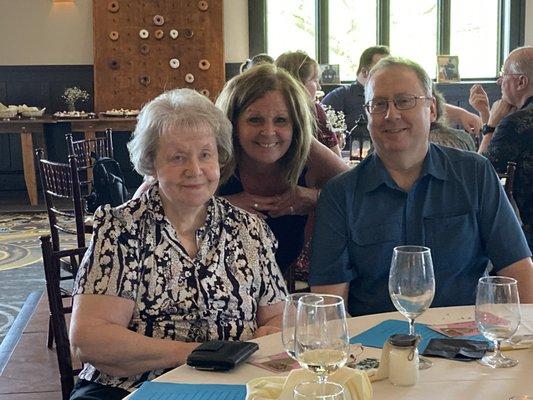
[246,367,372,400]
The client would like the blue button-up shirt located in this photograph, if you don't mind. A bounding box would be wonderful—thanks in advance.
[309,144,531,316]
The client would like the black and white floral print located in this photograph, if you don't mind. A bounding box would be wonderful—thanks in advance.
[73,184,287,391]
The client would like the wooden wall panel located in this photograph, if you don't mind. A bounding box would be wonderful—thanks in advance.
[93,0,225,112]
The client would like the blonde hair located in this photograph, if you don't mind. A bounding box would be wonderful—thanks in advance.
[275,50,319,84]
[216,63,314,186]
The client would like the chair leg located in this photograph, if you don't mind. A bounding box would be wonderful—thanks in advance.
[48,316,54,349]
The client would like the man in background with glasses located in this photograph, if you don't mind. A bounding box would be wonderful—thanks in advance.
[470,46,533,252]
[309,57,533,317]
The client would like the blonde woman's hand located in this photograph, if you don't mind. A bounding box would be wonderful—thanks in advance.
[223,192,267,218]
[257,186,319,218]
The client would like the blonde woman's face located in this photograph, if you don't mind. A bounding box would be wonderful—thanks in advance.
[236,90,293,166]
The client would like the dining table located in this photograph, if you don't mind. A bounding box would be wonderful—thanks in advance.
[125,304,533,400]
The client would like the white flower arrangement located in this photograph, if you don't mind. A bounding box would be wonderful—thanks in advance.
[323,105,347,133]
[62,86,90,111]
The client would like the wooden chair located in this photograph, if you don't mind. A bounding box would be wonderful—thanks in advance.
[36,149,86,348]
[40,234,85,400]
[501,161,517,201]
[65,129,114,198]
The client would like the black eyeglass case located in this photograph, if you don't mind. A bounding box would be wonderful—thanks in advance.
[186,340,259,371]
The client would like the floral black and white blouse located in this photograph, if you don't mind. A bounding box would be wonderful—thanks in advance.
[73,184,287,391]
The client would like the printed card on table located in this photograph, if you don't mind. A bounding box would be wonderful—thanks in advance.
[248,351,300,373]
[428,321,480,337]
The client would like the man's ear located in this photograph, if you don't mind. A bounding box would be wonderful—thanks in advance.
[429,97,437,123]
[517,74,529,90]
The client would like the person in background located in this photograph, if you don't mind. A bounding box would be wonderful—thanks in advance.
[430,87,476,151]
[309,57,533,317]
[240,53,275,73]
[69,88,287,399]
[322,45,483,135]
[275,50,342,157]
[216,64,348,276]
[470,46,533,251]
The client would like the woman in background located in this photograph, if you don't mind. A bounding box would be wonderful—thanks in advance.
[275,50,342,156]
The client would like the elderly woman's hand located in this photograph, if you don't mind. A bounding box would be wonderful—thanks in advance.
[253,325,282,338]
[254,186,319,218]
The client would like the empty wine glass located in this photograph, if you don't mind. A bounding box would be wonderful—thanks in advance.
[388,245,435,369]
[294,381,345,400]
[475,276,521,368]
[282,293,312,360]
[295,294,350,384]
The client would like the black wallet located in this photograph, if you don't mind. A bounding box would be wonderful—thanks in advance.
[186,340,259,371]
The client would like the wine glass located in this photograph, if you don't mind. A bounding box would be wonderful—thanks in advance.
[475,276,521,368]
[294,381,345,400]
[295,294,350,384]
[282,293,313,360]
[388,245,435,369]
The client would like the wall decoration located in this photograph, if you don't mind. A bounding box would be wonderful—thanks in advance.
[437,55,460,83]
[93,0,224,112]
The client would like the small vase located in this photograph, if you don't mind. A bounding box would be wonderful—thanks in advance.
[67,101,76,112]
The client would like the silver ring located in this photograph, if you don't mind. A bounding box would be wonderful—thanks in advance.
[253,203,259,209]
[290,206,295,215]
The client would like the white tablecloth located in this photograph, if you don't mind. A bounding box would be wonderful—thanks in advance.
[126,305,533,399]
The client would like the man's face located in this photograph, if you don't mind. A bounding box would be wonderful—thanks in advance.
[359,53,388,85]
[365,66,436,161]
[498,58,521,106]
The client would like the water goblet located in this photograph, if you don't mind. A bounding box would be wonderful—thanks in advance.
[388,245,435,369]
[475,276,521,368]
[294,381,345,400]
[295,294,350,384]
[282,293,314,360]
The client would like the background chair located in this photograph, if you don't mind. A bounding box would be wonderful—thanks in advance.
[66,129,114,198]
[36,149,86,348]
[501,161,517,201]
[40,234,85,400]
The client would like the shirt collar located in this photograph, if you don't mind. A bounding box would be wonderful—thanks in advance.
[521,96,533,109]
[144,183,219,233]
[362,143,448,193]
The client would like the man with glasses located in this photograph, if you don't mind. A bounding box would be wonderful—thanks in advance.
[309,57,533,317]
[470,46,533,251]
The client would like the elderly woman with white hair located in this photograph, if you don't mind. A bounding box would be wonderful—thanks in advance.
[68,88,287,400]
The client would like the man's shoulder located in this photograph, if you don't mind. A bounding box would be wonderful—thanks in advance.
[433,144,489,170]
[322,83,361,102]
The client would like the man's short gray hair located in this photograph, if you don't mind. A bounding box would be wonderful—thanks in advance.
[127,88,233,183]
[507,46,533,78]
[365,56,433,100]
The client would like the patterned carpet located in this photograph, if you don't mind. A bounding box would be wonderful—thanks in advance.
[0,213,77,344]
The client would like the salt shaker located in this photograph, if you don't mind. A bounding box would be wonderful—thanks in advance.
[387,334,419,386]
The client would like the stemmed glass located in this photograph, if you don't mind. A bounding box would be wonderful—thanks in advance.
[475,276,521,368]
[295,294,350,387]
[388,245,435,369]
[282,293,311,360]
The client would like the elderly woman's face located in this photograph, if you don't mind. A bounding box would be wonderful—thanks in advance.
[236,90,293,165]
[153,125,220,211]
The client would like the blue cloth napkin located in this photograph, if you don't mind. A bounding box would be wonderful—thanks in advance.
[129,382,246,400]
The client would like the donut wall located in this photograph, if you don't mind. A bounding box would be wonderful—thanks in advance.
[93,0,224,112]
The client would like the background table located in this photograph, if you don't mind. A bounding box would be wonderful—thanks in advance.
[136,305,533,400]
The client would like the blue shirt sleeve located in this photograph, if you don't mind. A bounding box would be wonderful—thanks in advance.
[321,87,345,112]
[309,176,357,286]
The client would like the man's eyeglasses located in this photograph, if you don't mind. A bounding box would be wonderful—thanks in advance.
[499,67,523,78]
[364,94,432,114]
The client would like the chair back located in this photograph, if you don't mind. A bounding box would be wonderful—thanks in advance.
[40,234,86,400]
[36,149,86,251]
[66,129,114,197]
[502,161,517,200]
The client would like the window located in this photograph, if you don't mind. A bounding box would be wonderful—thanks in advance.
[389,0,438,79]
[266,0,316,59]
[328,1,377,81]
[253,0,526,81]
[450,0,499,79]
